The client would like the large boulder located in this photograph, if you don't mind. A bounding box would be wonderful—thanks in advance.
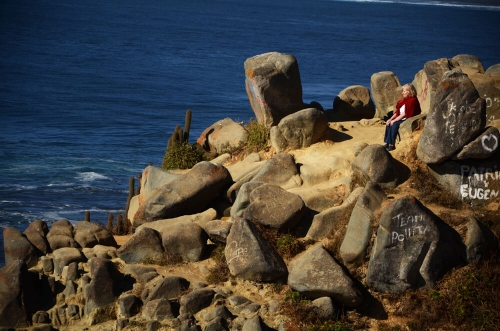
[426,155,500,206]
[197,117,248,153]
[3,226,38,268]
[413,58,455,115]
[465,216,500,263]
[413,55,500,121]
[84,258,117,316]
[133,161,232,226]
[142,276,190,303]
[160,222,208,262]
[225,218,287,282]
[370,71,401,118]
[24,220,50,256]
[453,126,500,160]
[306,187,363,240]
[46,219,79,251]
[227,153,301,201]
[230,181,265,219]
[243,184,306,232]
[180,288,216,315]
[52,247,86,276]
[136,208,218,233]
[366,196,466,293]
[340,182,387,265]
[417,69,487,164]
[116,227,165,264]
[288,244,363,307]
[270,108,329,153]
[0,261,39,328]
[351,144,404,188]
[332,85,376,120]
[244,51,304,127]
[73,221,117,248]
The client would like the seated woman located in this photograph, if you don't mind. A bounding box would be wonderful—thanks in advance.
[384,83,421,151]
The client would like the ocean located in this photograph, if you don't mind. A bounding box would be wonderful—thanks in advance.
[1,0,499,267]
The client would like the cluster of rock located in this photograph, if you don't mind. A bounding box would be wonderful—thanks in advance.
[1,51,500,330]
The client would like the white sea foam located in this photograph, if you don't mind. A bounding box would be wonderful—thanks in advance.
[76,172,111,182]
[330,0,500,11]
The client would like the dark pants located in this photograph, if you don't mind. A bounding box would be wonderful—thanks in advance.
[384,120,404,145]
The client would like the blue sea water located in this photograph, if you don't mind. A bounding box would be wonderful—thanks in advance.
[1,0,499,267]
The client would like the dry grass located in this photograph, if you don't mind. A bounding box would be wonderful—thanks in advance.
[205,245,231,284]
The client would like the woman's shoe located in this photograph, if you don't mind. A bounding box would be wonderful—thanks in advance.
[387,145,395,151]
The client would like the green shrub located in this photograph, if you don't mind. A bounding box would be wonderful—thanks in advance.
[162,141,205,170]
[245,119,270,153]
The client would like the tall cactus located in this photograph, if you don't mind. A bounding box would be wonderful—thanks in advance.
[125,176,135,220]
[184,109,192,143]
[84,210,90,222]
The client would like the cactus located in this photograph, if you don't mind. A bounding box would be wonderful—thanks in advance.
[84,210,90,222]
[184,109,192,143]
[117,214,124,235]
[107,213,115,234]
[125,176,135,219]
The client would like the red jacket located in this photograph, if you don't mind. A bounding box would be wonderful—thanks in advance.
[396,96,421,118]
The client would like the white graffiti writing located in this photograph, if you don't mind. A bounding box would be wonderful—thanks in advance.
[481,134,498,152]
[226,241,248,264]
[390,213,429,244]
[460,165,500,200]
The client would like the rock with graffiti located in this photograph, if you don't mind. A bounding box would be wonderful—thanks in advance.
[417,69,486,164]
[413,54,500,124]
[366,196,466,293]
[427,155,500,206]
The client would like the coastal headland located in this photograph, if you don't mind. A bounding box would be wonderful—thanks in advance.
[1,52,499,331]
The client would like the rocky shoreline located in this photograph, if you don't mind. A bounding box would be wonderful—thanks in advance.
[1,52,500,331]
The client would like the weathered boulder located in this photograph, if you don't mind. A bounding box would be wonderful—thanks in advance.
[203,220,233,244]
[84,258,117,316]
[244,51,304,127]
[270,108,328,153]
[225,218,287,282]
[242,315,267,331]
[465,216,500,263]
[225,154,264,183]
[370,71,401,118]
[141,298,173,321]
[142,276,190,303]
[451,54,485,75]
[160,222,208,262]
[199,305,234,324]
[73,221,117,248]
[180,288,216,315]
[134,161,232,226]
[123,264,158,283]
[340,182,387,265]
[288,244,363,307]
[116,227,165,264]
[251,153,301,189]
[306,187,363,240]
[25,219,49,236]
[289,176,352,213]
[52,247,85,276]
[427,156,500,205]
[118,294,141,318]
[398,114,426,138]
[413,58,455,115]
[417,69,486,164]
[197,117,248,153]
[136,208,218,233]
[3,226,38,268]
[230,182,265,219]
[243,184,305,232]
[366,196,466,293]
[453,126,499,160]
[332,85,376,120]
[0,261,39,328]
[351,144,404,188]
[46,219,79,251]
